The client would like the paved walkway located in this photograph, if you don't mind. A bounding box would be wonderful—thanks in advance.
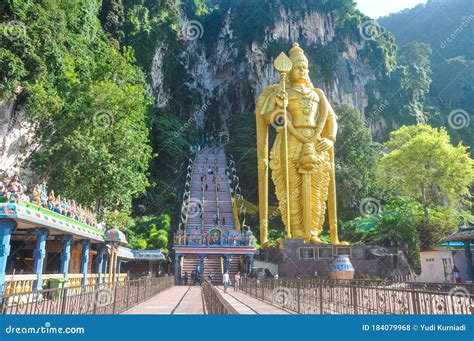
[215,286,293,315]
[122,286,204,314]
[122,285,291,315]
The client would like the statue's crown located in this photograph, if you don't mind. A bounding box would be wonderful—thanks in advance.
[288,42,308,64]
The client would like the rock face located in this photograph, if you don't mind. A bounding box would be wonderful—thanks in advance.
[148,6,377,131]
[0,99,37,185]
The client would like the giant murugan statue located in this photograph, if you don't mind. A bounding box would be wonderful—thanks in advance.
[256,42,347,246]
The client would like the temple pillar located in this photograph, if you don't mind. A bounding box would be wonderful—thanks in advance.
[199,254,206,282]
[59,235,72,279]
[464,241,473,282]
[117,259,122,275]
[224,254,231,272]
[0,220,15,295]
[249,254,255,274]
[80,240,91,286]
[102,254,109,281]
[95,244,105,284]
[174,254,181,283]
[32,228,49,291]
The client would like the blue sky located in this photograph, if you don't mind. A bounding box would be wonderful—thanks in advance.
[356,0,428,19]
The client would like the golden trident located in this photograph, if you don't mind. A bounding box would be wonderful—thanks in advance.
[273,52,293,238]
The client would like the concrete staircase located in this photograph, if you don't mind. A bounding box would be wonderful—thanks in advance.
[179,146,246,283]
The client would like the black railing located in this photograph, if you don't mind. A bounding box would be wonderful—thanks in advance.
[241,278,474,314]
[201,280,238,314]
[275,277,474,294]
[0,277,174,315]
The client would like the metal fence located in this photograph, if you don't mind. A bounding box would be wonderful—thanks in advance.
[241,278,474,314]
[201,280,238,314]
[0,276,174,315]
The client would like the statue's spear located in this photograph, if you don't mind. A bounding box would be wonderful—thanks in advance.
[274,52,293,238]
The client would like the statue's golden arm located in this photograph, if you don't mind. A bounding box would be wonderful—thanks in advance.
[315,88,337,141]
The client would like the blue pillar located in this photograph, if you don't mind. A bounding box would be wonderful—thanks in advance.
[80,240,91,286]
[199,254,206,282]
[0,220,15,295]
[464,241,473,282]
[95,244,105,284]
[117,259,122,275]
[249,254,254,273]
[224,255,231,272]
[59,235,72,279]
[102,254,108,277]
[32,228,49,291]
[174,253,180,283]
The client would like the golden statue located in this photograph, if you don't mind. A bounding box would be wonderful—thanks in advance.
[256,42,347,246]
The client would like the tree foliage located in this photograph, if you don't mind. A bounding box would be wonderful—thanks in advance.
[334,104,380,220]
[1,1,152,236]
[378,124,473,208]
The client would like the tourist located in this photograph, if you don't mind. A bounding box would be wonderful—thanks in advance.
[216,183,220,192]
[191,271,196,285]
[183,271,188,285]
[208,271,214,283]
[452,266,461,283]
[234,271,241,292]
[205,183,208,191]
[223,271,231,293]
[222,216,226,225]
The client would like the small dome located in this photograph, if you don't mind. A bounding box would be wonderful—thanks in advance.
[104,229,128,244]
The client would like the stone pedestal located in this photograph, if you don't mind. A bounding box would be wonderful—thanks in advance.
[264,238,410,279]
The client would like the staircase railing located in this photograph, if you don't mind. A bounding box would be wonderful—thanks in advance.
[227,155,249,232]
[177,156,195,243]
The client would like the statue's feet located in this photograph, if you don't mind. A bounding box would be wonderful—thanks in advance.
[331,239,349,246]
[309,236,325,244]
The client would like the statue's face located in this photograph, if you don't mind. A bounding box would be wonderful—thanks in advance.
[289,61,309,84]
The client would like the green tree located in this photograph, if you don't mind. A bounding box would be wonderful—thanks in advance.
[2,1,152,213]
[378,124,473,209]
[334,104,380,220]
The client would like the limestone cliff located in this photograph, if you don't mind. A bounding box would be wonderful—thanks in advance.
[0,98,37,184]
[147,2,391,134]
